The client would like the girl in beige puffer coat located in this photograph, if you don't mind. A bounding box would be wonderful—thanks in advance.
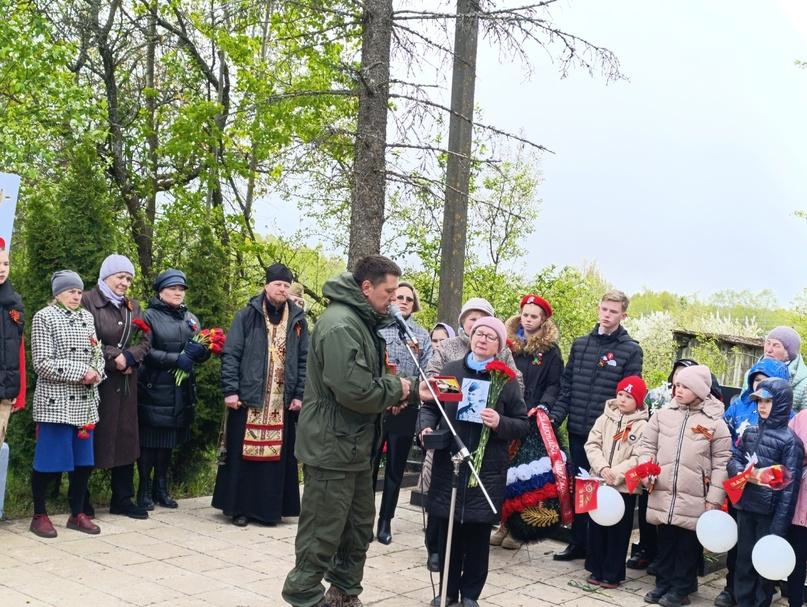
[584,375,649,587]
[639,365,731,607]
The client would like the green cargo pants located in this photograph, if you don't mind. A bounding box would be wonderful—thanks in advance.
[282,464,375,607]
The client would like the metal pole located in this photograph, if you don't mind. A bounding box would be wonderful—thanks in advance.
[440,455,463,607]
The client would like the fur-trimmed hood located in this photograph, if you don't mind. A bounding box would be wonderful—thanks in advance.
[505,315,559,356]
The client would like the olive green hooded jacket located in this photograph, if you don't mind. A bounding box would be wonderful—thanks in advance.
[295,272,407,471]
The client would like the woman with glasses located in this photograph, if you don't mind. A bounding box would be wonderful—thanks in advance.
[372,281,432,544]
[417,316,529,607]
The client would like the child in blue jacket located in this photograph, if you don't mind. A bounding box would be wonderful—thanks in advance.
[715,357,790,607]
[727,378,803,607]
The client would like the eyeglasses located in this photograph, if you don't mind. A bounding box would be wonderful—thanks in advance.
[473,331,499,342]
[396,295,415,303]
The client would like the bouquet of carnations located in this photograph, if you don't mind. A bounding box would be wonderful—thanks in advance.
[173,327,226,384]
[468,360,517,488]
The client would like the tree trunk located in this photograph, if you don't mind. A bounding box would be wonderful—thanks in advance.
[437,0,480,324]
[144,1,158,286]
[92,0,154,283]
[347,0,393,269]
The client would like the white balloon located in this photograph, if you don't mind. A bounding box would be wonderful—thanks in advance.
[752,534,796,580]
[589,485,625,527]
[696,510,737,553]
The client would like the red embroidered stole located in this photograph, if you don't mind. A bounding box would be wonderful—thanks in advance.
[242,303,288,462]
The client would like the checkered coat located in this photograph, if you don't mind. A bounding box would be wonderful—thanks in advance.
[31,304,103,426]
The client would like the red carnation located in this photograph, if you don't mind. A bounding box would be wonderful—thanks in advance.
[485,359,517,380]
[133,318,150,333]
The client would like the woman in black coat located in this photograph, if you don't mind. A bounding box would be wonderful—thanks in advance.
[137,269,208,509]
[417,316,529,607]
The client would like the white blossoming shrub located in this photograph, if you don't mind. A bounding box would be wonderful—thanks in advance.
[624,312,676,388]
[684,311,764,340]
[625,311,764,390]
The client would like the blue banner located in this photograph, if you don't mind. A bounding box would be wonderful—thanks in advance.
[0,173,20,252]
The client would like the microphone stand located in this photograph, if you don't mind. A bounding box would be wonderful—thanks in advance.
[395,326,496,607]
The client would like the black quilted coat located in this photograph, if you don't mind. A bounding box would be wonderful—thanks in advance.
[550,324,643,437]
[727,377,804,537]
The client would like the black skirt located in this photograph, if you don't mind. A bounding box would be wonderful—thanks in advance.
[139,425,190,449]
[211,405,300,523]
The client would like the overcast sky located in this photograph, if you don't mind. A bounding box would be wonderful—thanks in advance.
[260,0,807,306]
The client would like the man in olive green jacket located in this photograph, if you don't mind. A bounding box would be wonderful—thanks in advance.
[283,255,413,607]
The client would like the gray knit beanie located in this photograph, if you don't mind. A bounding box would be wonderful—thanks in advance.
[99,254,135,280]
[52,270,84,296]
[766,326,802,362]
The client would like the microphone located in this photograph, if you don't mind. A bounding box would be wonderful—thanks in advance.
[388,304,418,347]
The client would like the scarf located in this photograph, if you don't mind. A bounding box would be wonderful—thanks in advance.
[466,353,494,372]
[242,302,289,462]
[98,280,124,308]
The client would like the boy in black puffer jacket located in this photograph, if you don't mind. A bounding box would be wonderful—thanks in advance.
[728,377,804,607]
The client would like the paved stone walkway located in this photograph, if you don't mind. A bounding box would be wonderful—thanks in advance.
[0,489,750,606]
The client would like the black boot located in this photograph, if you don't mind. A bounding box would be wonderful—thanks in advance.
[153,475,178,508]
[137,480,155,511]
[377,518,392,544]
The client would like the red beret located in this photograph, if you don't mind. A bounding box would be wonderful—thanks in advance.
[519,294,553,318]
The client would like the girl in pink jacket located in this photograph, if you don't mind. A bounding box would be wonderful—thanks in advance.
[787,410,807,607]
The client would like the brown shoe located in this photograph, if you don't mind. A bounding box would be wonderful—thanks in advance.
[325,586,363,607]
[67,513,100,535]
[30,514,57,538]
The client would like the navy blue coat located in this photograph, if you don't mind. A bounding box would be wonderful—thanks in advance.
[138,298,205,429]
[728,378,804,536]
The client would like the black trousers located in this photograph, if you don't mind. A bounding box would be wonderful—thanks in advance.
[435,517,491,601]
[788,524,807,607]
[636,490,658,558]
[655,524,700,597]
[722,503,738,596]
[569,433,590,549]
[586,493,636,583]
[735,510,774,607]
[426,513,441,554]
[110,463,136,507]
[372,432,413,521]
